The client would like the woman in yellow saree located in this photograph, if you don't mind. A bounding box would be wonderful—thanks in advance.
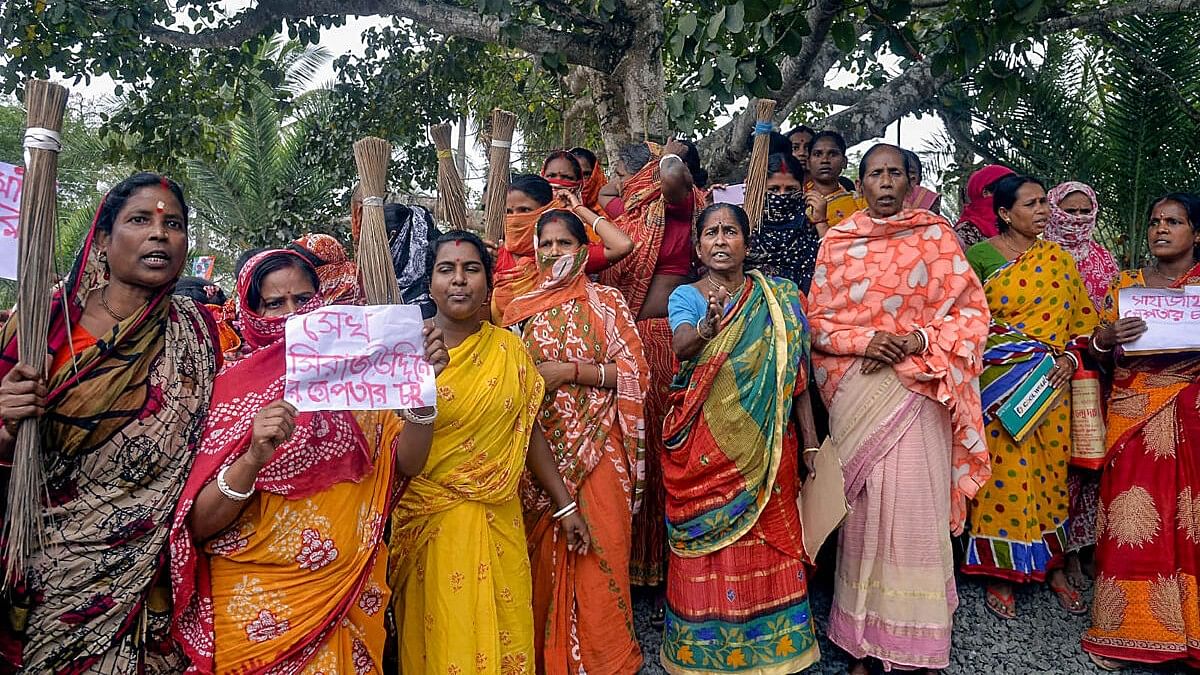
[171,249,448,674]
[963,175,1099,619]
[390,231,590,675]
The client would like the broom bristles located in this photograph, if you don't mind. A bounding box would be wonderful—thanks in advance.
[353,137,402,305]
[482,109,517,242]
[4,79,68,587]
[430,123,469,232]
[743,98,777,232]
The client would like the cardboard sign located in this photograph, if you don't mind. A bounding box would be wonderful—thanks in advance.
[1119,286,1200,354]
[284,305,435,412]
[0,162,23,281]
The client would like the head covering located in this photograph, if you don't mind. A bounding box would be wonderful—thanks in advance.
[1044,181,1099,258]
[383,203,438,313]
[581,161,608,212]
[490,203,558,322]
[289,233,362,306]
[501,247,590,326]
[955,164,1015,238]
[234,249,325,350]
[754,192,820,293]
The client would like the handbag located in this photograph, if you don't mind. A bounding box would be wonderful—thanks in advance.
[1069,366,1107,469]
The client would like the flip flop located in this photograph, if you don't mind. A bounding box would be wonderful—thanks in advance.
[985,585,1016,620]
[1049,578,1089,615]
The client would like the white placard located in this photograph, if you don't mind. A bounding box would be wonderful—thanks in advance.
[284,305,435,411]
[1118,286,1200,354]
[711,183,746,206]
[0,162,23,281]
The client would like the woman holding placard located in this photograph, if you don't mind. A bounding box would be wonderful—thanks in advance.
[1082,193,1200,671]
[171,249,448,674]
[963,174,1099,619]
[390,230,591,675]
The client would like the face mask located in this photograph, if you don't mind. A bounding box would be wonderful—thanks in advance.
[764,190,804,224]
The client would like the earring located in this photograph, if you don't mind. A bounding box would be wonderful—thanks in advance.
[98,250,110,280]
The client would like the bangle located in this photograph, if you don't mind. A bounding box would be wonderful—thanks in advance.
[217,464,255,502]
[592,216,608,229]
[598,365,606,388]
[401,407,438,425]
[696,318,715,341]
[912,329,929,354]
[1061,351,1080,371]
[1091,333,1112,353]
[552,501,578,520]
[803,447,820,454]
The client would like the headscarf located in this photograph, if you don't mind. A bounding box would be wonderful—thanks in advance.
[501,247,590,327]
[753,191,821,293]
[1044,181,1120,310]
[955,164,1015,238]
[581,161,608,212]
[289,232,362,305]
[384,203,437,312]
[491,203,557,321]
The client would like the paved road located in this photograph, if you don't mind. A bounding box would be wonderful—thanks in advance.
[632,568,1189,674]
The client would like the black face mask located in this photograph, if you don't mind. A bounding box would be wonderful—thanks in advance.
[764,190,805,224]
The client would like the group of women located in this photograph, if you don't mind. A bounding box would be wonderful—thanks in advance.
[0,126,1195,675]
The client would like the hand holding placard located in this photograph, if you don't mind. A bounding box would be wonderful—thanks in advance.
[1118,286,1200,354]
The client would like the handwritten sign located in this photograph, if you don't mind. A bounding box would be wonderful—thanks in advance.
[0,162,24,281]
[1118,286,1200,354]
[284,305,435,412]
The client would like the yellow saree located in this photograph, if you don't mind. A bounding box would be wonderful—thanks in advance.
[389,322,545,675]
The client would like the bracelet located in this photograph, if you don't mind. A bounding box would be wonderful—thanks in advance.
[598,364,607,388]
[803,447,820,454]
[912,328,929,355]
[1090,333,1112,353]
[217,465,255,502]
[1058,351,1079,372]
[696,318,715,341]
[592,216,608,229]
[401,407,438,425]
[573,362,580,384]
[659,154,682,170]
[552,501,578,520]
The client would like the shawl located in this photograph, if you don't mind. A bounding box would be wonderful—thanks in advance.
[581,161,608,213]
[809,209,992,531]
[662,272,808,555]
[0,192,219,672]
[492,204,558,322]
[752,194,820,294]
[384,203,438,310]
[903,184,942,212]
[501,248,589,327]
[599,143,707,315]
[1043,181,1120,310]
[288,233,362,306]
[954,164,1014,238]
[170,250,372,672]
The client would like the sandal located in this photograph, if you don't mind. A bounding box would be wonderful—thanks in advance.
[1087,652,1125,671]
[1049,577,1089,615]
[650,595,665,630]
[984,584,1016,620]
[1066,554,1092,591]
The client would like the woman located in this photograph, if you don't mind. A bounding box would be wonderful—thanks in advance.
[383,203,440,317]
[598,141,707,590]
[804,130,866,234]
[901,149,942,213]
[786,124,816,166]
[810,144,991,673]
[502,210,648,675]
[569,146,608,213]
[954,164,1015,249]
[1082,193,1200,671]
[541,150,584,189]
[492,174,633,322]
[288,232,362,305]
[170,249,446,672]
[750,152,820,293]
[0,173,220,672]
[963,174,1099,619]
[1042,181,1120,590]
[390,231,591,675]
[660,203,820,674]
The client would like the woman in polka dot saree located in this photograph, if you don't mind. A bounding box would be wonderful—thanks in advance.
[963,236,1098,611]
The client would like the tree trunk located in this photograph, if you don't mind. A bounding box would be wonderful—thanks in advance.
[587,0,666,166]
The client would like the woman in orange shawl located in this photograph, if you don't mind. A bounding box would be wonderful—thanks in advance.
[598,141,707,593]
[1083,193,1200,671]
[569,146,607,212]
[503,209,648,675]
[171,249,449,673]
[809,145,991,673]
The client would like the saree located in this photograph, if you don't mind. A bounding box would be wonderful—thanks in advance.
[511,255,648,675]
[902,184,941,212]
[963,239,1098,581]
[492,204,556,324]
[809,209,990,670]
[581,162,608,215]
[171,251,399,674]
[1082,265,1200,667]
[389,323,544,675]
[659,272,819,675]
[804,179,865,229]
[0,197,220,673]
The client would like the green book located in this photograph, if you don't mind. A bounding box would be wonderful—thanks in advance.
[996,355,1062,442]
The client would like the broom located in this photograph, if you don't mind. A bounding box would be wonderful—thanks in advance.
[430,123,469,232]
[352,137,402,305]
[4,79,68,587]
[482,109,517,243]
[742,99,777,232]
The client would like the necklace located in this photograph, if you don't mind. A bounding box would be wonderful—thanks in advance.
[1151,262,1183,283]
[99,287,131,322]
[707,274,745,296]
[995,233,1031,259]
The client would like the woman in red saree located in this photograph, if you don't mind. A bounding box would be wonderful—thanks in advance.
[1082,193,1200,671]
[503,209,648,675]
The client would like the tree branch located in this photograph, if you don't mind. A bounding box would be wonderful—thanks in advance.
[935,104,1003,166]
[1038,0,1200,34]
[1096,25,1200,125]
[142,0,623,71]
[818,61,957,145]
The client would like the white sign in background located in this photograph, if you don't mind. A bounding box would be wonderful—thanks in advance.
[0,162,23,281]
[284,304,436,412]
[1118,285,1200,354]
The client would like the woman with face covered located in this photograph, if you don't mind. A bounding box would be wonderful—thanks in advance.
[0,173,220,672]
[810,145,991,674]
[750,152,821,294]
[659,203,821,674]
[502,209,648,675]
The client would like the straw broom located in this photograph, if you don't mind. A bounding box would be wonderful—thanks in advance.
[353,137,402,305]
[482,109,517,242]
[4,80,68,586]
[430,123,469,232]
[742,99,777,232]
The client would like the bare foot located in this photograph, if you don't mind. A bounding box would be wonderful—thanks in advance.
[1066,552,1092,590]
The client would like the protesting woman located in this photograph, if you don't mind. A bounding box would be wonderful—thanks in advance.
[658,203,820,674]
[570,146,608,212]
[502,210,648,675]
[0,173,220,672]
[1082,193,1200,671]
[963,175,1099,619]
[171,249,447,673]
[810,145,991,673]
[804,130,865,234]
[953,164,1015,250]
[750,152,821,294]
[390,231,591,675]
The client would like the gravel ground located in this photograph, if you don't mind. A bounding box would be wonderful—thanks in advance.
[632,567,1192,674]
